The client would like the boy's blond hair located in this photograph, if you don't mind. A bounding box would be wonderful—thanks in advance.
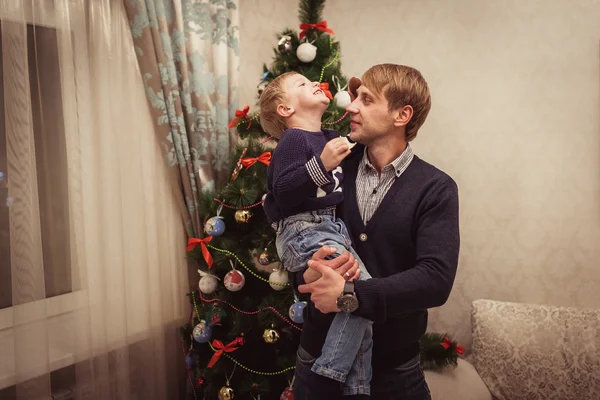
[259,72,298,138]
[362,64,431,142]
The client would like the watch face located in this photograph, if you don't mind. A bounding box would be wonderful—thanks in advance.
[337,294,359,313]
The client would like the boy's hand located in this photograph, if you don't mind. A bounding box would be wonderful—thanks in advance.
[320,137,351,172]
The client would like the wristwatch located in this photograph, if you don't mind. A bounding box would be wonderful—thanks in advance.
[336,281,359,313]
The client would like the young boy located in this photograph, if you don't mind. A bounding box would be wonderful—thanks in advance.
[260,71,373,396]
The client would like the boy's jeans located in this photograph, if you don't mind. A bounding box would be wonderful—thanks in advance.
[273,209,373,396]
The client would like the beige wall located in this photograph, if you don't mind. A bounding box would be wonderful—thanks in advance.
[240,0,600,348]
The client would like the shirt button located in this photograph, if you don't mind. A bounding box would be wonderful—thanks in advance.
[359,233,368,242]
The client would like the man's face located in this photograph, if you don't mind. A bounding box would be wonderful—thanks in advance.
[283,74,330,115]
[346,82,395,145]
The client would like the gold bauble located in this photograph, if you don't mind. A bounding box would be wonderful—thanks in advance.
[218,385,235,400]
[234,209,252,223]
[263,327,280,344]
[258,249,270,265]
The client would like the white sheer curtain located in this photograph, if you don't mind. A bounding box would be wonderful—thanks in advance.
[0,0,188,398]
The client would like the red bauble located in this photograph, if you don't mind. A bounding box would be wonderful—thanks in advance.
[280,387,294,400]
[224,270,245,292]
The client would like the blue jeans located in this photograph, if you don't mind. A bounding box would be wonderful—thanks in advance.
[274,209,373,396]
[293,345,432,400]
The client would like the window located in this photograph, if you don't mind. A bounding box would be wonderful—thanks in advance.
[0,18,85,391]
[0,22,72,310]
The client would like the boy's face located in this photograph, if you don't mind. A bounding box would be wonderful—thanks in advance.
[282,74,330,115]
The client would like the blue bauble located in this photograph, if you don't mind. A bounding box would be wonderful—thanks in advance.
[289,301,307,324]
[185,354,195,368]
[192,320,212,343]
[204,216,225,237]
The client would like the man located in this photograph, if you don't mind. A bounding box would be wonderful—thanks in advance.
[293,64,460,399]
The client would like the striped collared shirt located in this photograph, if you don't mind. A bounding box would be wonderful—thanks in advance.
[356,144,414,224]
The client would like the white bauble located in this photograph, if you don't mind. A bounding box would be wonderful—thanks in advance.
[296,42,317,63]
[334,90,351,109]
[269,269,289,291]
[199,275,218,294]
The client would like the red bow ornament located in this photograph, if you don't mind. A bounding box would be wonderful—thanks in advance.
[207,337,244,368]
[241,152,272,170]
[441,336,465,355]
[228,105,250,129]
[299,20,334,40]
[187,237,214,268]
[319,82,333,100]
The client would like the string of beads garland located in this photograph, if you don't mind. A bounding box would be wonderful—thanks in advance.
[323,111,349,125]
[260,135,273,144]
[190,291,298,376]
[182,307,199,400]
[208,341,296,376]
[181,336,199,400]
[206,245,290,287]
[234,114,259,130]
[318,37,338,83]
[194,290,302,332]
[213,198,264,210]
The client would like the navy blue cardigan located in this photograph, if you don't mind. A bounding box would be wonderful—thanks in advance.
[297,144,460,369]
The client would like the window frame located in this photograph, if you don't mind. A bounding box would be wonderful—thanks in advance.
[0,2,90,390]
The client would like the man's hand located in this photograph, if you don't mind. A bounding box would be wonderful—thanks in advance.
[320,137,351,172]
[298,260,347,313]
[303,246,360,284]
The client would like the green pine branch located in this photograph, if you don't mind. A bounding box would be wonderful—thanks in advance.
[299,0,325,24]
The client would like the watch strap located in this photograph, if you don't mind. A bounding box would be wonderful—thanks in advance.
[343,281,355,295]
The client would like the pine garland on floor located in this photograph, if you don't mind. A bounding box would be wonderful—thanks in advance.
[420,332,466,370]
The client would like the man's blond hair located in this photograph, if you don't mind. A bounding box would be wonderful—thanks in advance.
[259,72,298,138]
[362,64,431,142]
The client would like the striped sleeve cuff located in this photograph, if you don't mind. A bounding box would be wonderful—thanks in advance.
[306,156,331,187]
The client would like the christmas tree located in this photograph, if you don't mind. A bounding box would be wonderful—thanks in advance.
[180,1,351,399]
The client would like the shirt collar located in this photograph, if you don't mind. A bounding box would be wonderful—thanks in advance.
[362,144,414,177]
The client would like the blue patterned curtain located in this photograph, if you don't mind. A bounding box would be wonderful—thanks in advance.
[124,0,239,237]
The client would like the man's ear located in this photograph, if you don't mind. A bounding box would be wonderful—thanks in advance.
[277,104,294,118]
[348,77,361,101]
[393,105,413,127]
